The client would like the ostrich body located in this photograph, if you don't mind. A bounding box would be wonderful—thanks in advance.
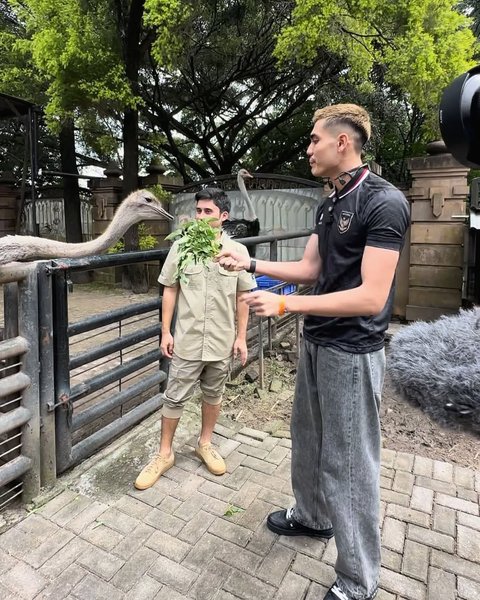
[223,169,261,241]
[0,189,173,265]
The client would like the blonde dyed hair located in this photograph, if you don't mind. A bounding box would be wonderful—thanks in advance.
[312,104,371,150]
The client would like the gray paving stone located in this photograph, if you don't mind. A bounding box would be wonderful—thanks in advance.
[394,452,414,472]
[111,547,159,592]
[382,517,406,553]
[144,507,185,535]
[177,509,215,545]
[246,525,277,556]
[3,561,48,600]
[260,436,280,452]
[456,487,478,503]
[70,573,125,600]
[0,526,41,559]
[241,455,277,475]
[413,456,433,478]
[199,481,235,502]
[95,507,141,535]
[236,498,274,531]
[77,543,125,580]
[23,528,75,569]
[37,490,79,518]
[458,512,480,532]
[80,522,125,551]
[427,566,456,600]
[113,522,156,561]
[258,487,293,509]
[223,466,254,491]
[145,529,191,562]
[34,563,87,600]
[164,465,192,484]
[381,448,396,468]
[380,489,410,507]
[64,501,108,535]
[217,438,241,459]
[223,567,276,600]
[128,486,166,507]
[381,548,402,571]
[237,444,269,459]
[158,495,183,514]
[234,433,263,447]
[189,559,232,600]
[401,540,429,582]
[278,438,292,449]
[265,446,290,465]
[231,481,262,510]
[224,450,245,473]
[305,581,330,600]
[431,549,480,583]
[148,555,198,594]
[175,453,200,473]
[274,458,291,481]
[393,471,415,495]
[214,423,237,439]
[255,542,294,586]
[0,582,18,600]
[458,576,480,600]
[408,524,454,553]
[38,536,91,579]
[129,575,162,600]
[432,460,453,483]
[380,567,426,599]
[18,513,58,539]
[380,475,392,490]
[239,427,269,441]
[274,571,309,600]
[0,548,17,575]
[414,476,456,496]
[410,486,434,514]
[170,474,205,502]
[208,517,252,547]
[291,553,336,586]
[154,587,188,600]
[249,470,286,492]
[50,495,93,527]
[454,466,475,490]
[437,493,479,515]
[433,505,456,537]
[279,534,329,560]
[114,495,155,520]
[457,524,480,563]
[386,504,430,528]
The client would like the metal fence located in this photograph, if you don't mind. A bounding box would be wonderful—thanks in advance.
[0,229,310,508]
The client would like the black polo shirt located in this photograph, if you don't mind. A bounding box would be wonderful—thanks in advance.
[303,168,410,353]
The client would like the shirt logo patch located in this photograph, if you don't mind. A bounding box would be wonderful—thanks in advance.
[338,211,354,234]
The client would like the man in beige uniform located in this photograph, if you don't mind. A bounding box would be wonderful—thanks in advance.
[135,187,255,490]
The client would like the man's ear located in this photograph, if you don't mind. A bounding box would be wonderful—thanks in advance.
[337,133,349,151]
[220,211,229,222]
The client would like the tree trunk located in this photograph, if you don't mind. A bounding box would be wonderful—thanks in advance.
[121,0,148,293]
[59,118,82,243]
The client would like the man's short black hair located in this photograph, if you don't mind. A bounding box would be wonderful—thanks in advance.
[195,187,231,213]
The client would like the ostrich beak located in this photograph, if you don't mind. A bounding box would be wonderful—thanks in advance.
[244,171,254,178]
[152,205,174,220]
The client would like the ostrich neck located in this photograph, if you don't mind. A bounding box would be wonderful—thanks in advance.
[238,178,257,220]
[30,207,136,258]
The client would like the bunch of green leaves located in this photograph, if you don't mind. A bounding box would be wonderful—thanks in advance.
[108,224,157,254]
[165,218,221,283]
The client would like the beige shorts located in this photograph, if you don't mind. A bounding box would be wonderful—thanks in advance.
[162,353,231,419]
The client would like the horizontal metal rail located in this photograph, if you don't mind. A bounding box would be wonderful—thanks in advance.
[70,393,163,467]
[68,298,161,336]
[0,337,29,361]
[69,323,161,370]
[0,372,31,398]
[70,348,161,402]
[0,455,31,488]
[72,371,167,431]
[0,407,31,436]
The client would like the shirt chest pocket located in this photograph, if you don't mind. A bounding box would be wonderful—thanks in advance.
[184,264,204,289]
[217,266,238,295]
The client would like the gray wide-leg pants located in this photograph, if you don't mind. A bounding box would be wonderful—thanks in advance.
[291,339,385,600]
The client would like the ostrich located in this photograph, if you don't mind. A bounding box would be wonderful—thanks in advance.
[223,169,260,242]
[0,189,173,265]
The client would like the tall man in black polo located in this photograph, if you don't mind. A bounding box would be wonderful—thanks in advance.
[217,104,410,600]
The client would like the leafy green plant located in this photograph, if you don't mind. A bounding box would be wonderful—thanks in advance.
[108,223,157,254]
[224,504,244,517]
[165,218,221,283]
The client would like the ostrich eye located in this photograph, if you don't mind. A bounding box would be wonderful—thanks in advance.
[145,197,152,203]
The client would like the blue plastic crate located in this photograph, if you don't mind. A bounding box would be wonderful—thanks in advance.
[254,275,296,295]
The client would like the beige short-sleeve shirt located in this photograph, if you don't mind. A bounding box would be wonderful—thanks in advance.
[158,231,256,361]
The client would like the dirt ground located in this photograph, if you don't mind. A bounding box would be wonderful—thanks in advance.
[222,332,480,471]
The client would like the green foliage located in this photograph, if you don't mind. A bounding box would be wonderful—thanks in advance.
[165,218,221,283]
[108,223,157,254]
[224,504,244,517]
[274,0,477,134]
[147,184,174,206]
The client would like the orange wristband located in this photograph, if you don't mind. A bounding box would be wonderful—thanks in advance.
[278,296,286,316]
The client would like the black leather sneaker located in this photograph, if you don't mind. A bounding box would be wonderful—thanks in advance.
[324,583,377,600]
[266,508,334,538]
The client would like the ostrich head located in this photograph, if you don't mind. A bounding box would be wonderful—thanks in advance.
[238,168,253,182]
[119,189,174,223]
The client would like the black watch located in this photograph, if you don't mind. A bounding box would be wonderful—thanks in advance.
[246,259,256,274]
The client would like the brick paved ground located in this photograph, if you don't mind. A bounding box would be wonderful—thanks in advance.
[0,408,478,600]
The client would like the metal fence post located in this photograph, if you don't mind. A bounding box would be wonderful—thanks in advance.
[17,267,41,502]
[52,269,72,474]
[38,263,56,486]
